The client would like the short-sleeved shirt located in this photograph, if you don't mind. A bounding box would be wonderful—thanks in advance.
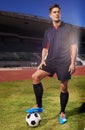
[42,22,78,67]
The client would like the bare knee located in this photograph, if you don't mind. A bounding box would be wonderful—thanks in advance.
[32,69,49,84]
[32,72,41,84]
[60,81,68,93]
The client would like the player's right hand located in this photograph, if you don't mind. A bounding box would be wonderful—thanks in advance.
[37,60,46,70]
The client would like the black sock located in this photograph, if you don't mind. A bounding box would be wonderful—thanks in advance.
[60,92,69,113]
[33,83,43,108]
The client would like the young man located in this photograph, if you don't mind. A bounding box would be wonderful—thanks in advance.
[26,4,78,124]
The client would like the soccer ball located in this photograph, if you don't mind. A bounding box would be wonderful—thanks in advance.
[26,113,41,127]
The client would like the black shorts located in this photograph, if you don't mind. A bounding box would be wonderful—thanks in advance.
[40,64,71,82]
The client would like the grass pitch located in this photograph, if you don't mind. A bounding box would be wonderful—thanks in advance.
[0,76,85,130]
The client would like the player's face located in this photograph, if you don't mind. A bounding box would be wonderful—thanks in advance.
[49,7,61,23]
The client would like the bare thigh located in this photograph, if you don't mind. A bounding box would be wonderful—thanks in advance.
[32,69,50,84]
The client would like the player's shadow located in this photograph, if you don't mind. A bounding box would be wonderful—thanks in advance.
[40,103,85,127]
[66,102,85,117]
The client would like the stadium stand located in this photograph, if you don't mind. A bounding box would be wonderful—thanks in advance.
[0,11,85,67]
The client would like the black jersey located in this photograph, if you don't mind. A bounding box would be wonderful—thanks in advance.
[42,22,78,66]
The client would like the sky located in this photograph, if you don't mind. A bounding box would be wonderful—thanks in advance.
[0,0,85,27]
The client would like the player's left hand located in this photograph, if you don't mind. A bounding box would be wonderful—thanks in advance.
[68,64,76,75]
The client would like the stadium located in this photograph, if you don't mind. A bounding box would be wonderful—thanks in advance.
[0,11,85,130]
[0,11,51,67]
[0,10,85,68]
[0,10,85,81]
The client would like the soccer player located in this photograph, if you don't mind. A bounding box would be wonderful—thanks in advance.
[26,3,78,124]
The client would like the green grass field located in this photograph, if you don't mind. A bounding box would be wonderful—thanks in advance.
[0,76,85,130]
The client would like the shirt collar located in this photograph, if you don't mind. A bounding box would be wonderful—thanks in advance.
[53,21,65,29]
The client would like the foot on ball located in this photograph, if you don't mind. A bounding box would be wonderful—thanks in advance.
[26,105,43,114]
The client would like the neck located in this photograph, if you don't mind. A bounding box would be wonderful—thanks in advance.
[53,20,61,27]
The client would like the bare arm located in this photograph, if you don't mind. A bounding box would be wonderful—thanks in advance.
[69,44,77,74]
[37,48,48,69]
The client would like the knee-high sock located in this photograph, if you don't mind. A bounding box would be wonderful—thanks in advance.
[60,92,69,113]
[33,83,43,108]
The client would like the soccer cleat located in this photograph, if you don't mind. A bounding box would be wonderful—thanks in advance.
[26,105,43,114]
[59,112,67,124]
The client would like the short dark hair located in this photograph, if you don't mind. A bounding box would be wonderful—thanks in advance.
[49,4,61,13]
